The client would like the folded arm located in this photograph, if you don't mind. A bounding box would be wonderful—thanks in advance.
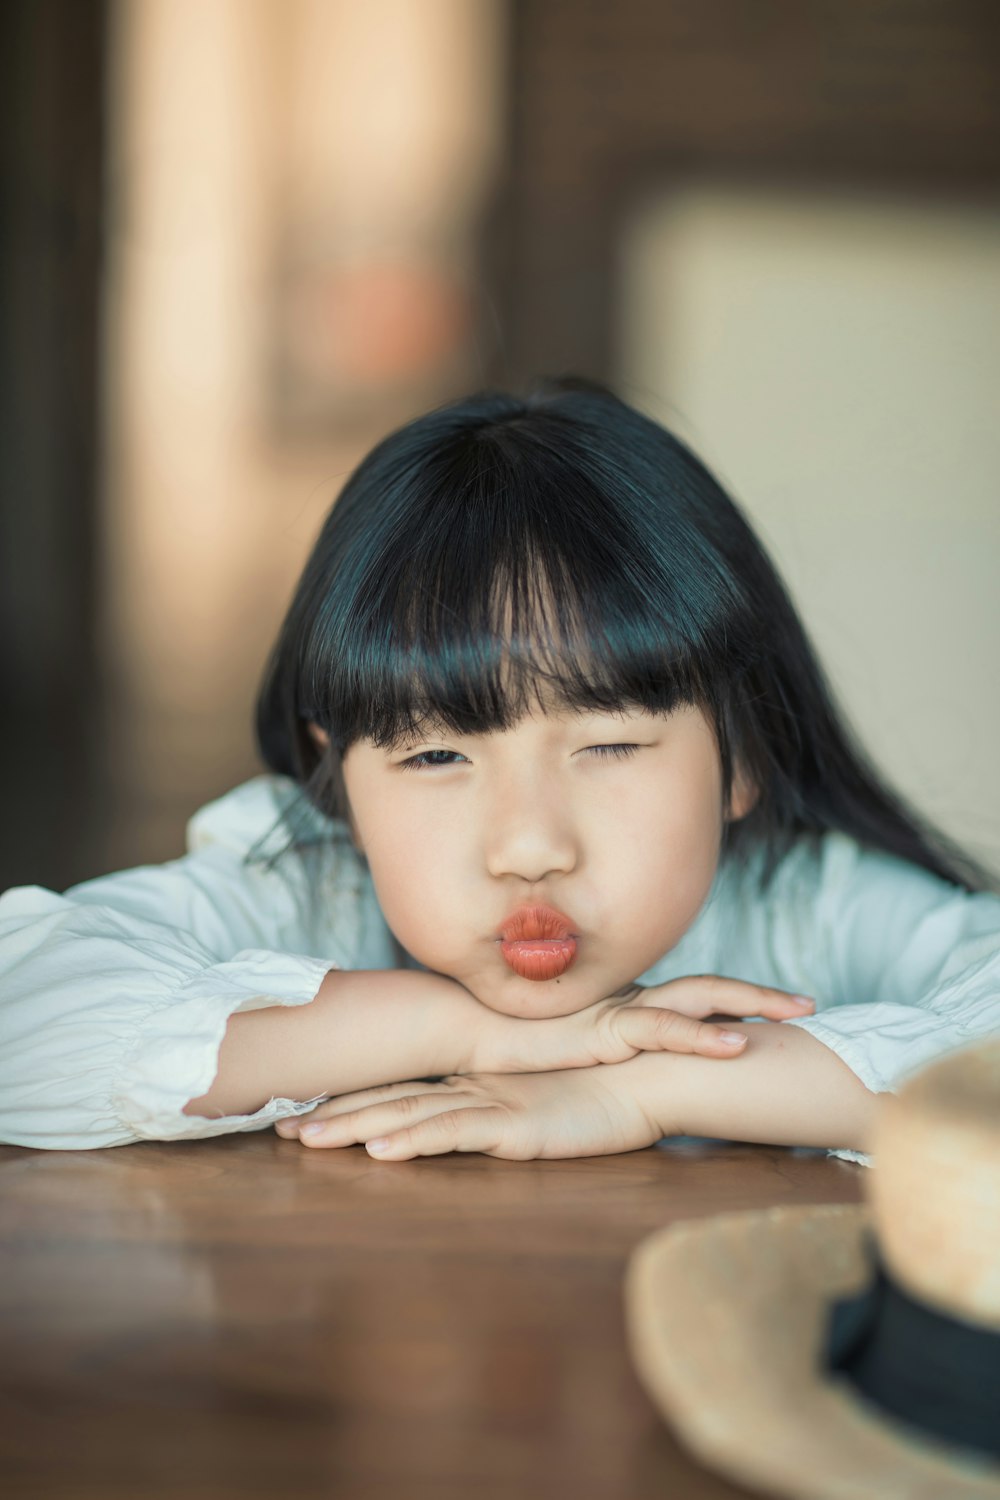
[183,969,475,1118]
[274,1018,880,1159]
[182,970,799,1120]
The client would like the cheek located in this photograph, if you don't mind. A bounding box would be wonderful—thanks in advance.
[610,768,723,922]
[360,806,462,952]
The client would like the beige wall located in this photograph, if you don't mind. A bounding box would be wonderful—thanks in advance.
[617,185,1000,874]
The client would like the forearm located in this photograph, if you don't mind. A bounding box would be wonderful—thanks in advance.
[182,968,471,1119]
[623,1021,879,1153]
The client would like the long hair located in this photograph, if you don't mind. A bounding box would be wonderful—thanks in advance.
[255,375,998,896]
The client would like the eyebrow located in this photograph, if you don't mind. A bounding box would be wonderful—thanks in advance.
[390,706,655,745]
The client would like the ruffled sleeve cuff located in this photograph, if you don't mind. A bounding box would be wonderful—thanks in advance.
[112,948,338,1143]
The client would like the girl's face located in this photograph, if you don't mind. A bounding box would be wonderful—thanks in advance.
[326,699,756,1018]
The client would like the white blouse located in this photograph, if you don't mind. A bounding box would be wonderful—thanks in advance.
[1,774,998,1167]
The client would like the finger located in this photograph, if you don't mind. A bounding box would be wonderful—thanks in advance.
[274,1080,453,1135]
[704,986,815,1020]
[613,1006,750,1056]
[637,976,815,1021]
[365,1106,509,1161]
[297,1090,478,1149]
[317,1079,457,1112]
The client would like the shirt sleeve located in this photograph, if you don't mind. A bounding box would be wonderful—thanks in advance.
[776,830,1000,1167]
[0,776,389,1151]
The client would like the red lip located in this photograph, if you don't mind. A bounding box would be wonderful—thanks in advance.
[497,903,576,942]
[496,904,579,982]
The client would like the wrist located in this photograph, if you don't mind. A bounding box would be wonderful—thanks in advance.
[593,1024,877,1153]
[418,972,494,1075]
[355,966,491,1086]
[456,993,524,1075]
[597,1052,679,1140]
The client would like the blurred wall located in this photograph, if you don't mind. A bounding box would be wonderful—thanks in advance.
[617,186,1000,874]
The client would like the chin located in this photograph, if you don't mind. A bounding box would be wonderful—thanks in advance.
[472,975,596,1021]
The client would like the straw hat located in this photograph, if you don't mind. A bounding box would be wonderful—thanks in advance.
[624,1037,1000,1499]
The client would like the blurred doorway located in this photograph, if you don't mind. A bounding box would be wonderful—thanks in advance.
[0,0,107,893]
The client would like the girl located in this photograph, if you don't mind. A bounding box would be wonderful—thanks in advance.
[2,377,998,1164]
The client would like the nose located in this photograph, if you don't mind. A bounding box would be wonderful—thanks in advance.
[483,768,579,883]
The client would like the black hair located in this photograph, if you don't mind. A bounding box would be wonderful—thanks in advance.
[254,375,998,896]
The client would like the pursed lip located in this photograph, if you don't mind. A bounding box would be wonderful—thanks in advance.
[496,903,577,943]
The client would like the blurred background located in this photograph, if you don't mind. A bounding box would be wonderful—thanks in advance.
[2,0,998,893]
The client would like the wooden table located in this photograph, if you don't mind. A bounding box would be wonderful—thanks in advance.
[0,1134,865,1499]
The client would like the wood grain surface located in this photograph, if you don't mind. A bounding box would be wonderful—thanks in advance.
[0,1134,865,1500]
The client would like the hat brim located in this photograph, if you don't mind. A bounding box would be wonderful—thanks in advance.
[624,1203,1000,1499]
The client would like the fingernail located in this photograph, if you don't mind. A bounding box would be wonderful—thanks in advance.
[719,1031,746,1047]
[301,1123,325,1137]
[366,1138,390,1153]
[791,996,814,1007]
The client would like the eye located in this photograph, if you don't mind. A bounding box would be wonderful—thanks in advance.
[398,749,469,771]
[586,744,641,761]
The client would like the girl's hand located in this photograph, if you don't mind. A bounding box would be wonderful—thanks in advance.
[467,976,814,1074]
[276,1063,660,1160]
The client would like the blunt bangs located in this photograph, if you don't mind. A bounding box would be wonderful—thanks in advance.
[298,426,726,755]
